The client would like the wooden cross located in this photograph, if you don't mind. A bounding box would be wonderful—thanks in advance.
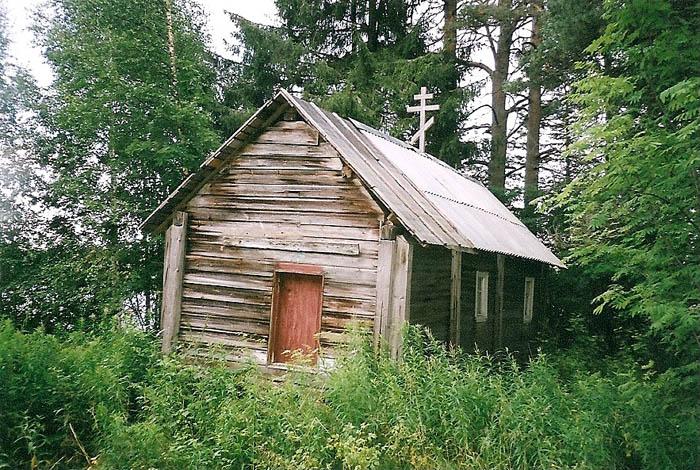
[406,86,439,152]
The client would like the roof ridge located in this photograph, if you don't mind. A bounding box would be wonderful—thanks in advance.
[424,190,526,228]
[349,118,484,186]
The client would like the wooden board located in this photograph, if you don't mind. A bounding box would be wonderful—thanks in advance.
[375,239,396,348]
[449,249,462,347]
[388,235,413,358]
[161,211,187,353]
[178,118,385,363]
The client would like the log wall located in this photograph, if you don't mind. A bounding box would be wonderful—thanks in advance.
[409,244,452,342]
[179,119,384,365]
[410,246,545,354]
[460,252,544,353]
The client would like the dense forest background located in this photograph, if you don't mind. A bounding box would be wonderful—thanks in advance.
[0,0,698,468]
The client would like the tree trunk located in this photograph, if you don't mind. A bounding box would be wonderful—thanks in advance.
[350,0,357,52]
[443,0,458,69]
[523,0,543,216]
[487,0,516,194]
[367,0,378,51]
[164,0,178,91]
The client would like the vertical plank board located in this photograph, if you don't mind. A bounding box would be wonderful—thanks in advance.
[161,211,188,353]
[375,239,396,349]
[389,235,413,358]
[449,249,462,348]
[495,254,505,349]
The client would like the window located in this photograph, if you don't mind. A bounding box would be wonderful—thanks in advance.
[523,277,535,323]
[475,271,489,322]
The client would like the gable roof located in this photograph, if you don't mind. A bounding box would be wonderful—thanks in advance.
[141,90,564,268]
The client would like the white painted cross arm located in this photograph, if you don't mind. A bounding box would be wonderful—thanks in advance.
[409,116,435,145]
[406,86,440,152]
[406,104,440,113]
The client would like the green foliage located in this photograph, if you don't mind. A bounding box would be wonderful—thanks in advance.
[1,323,696,469]
[552,0,700,377]
[0,0,222,329]
[226,0,478,169]
[0,320,158,468]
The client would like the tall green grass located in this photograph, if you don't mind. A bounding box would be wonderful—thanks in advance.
[0,321,697,469]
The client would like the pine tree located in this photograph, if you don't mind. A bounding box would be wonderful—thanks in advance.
[227,0,477,168]
[554,0,700,377]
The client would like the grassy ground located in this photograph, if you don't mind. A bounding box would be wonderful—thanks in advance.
[0,321,697,469]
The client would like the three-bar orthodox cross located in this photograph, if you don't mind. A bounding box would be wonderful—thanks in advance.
[406,86,439,152]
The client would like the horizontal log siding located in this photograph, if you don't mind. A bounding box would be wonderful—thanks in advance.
[180,120,383,364]
[502,258,542,352]
[460,253,497,351]
[408,245,452,342]
[460,253,542,353]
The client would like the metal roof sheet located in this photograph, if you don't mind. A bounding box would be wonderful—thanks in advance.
[354,124,563,267]
[141,90,563,267]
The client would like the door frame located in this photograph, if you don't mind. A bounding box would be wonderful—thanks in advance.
[267,262,324,365]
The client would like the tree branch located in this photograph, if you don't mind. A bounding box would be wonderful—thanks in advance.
[458,59,493,75]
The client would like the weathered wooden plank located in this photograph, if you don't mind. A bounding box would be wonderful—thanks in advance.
[183,272,272,291]
[189,235,379,257]
[388,235,413,358]
[190,192,376,206]
[495,254,505,349]
[188,243,378,270]
[224,167,341,180]
[188,219,379,242]
[180,314,270,336]
[322,315,373,330]
[181,306,270,326]
[323,296,376,316]
[237,142,333,158]
[449,249,462,348]
[161,211,187,354]
[185,255,378,285]
[202,182,362,196]
[179,330,268,351]
[271,120,311,130]
[229,156,342,171]
[375,239,396,348]
[187,195,378,214]
[187,207,382,229]
[256,127,320,146]
[182,286,270,307]
[219,237,360,256]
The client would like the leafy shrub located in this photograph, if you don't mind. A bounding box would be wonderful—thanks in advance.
[0,320,158,468]
[0,322,697,469]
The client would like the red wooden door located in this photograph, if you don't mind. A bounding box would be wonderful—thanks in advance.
[269,269,323,365]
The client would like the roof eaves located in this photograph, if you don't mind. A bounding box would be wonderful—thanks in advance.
[140,90,290,233]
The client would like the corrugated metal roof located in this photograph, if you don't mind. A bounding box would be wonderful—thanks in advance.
[353,122,563,266]
[142,90,563,267]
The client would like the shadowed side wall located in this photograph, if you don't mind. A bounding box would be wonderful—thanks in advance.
[409,246,546,354]
[409,245,452,342]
